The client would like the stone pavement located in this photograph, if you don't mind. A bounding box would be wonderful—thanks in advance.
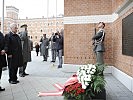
[0,50,133,100]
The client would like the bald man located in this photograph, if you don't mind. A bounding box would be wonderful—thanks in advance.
[4,23,23,84]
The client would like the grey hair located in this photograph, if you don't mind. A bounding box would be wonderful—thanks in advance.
[10,23,17,29]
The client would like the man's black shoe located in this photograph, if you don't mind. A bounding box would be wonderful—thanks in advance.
[2,67,7,71]
[9,81,17,84]
[19,74,25,77]
[16,80,20,83]
[0,87,5,91]
[58,65,62,68]
[23,73,29,76]
[51,61,55,63]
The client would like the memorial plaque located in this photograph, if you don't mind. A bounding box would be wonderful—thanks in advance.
[122,12,133,56]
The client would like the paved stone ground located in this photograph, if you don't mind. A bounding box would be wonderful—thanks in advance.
[0,50,133,100]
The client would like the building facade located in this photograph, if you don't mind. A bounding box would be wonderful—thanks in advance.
[17,17,64,45]
[0,6,64,46]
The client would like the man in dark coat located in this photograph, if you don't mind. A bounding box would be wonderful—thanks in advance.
[53,32,63,68]
[19,24,31,77]
[35,43,40,56]
[4,23,23,84]
[0,31,7,91]
[92,22,105,64]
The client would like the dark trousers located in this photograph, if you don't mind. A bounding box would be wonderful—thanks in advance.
[95,52,104,64]
[36,52,39,56]
[8,58,18,82]
[19,62,27,75]
[0,67,2,80]
[57,49,63,67]
[0,67,2,87]
[43,55,47,61]
[51,49,56,61]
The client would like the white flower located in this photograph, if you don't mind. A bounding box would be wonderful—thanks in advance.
[84,65,88,70]
[80,70,83,73]
[90,71,95,74]
[85,75,91,81]
[76,70,80,75]
[82,71,86,76]
[86,69,90,74]
[84,81,89,85]
[76,63,97,89]
[91,68,96,72]
[77,77,81,83]
[80,76,84,83]
[92,65,96,69]
[82,84,87,89]
[81,67,84,70]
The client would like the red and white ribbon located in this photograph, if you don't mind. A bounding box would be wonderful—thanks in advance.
[38,75,78,97]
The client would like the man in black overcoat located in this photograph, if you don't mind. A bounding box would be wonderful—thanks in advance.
[4,23,23,84]
[0,31,7,91]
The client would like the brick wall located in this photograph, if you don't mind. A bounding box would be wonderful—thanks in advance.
[112,0,126,12]
[64,0,112,16]
[64,0,113,65]
[64,23,113,65]
[64,0,133,77]
[112,8,133,76]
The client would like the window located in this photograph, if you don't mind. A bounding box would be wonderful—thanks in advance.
[51,29,53,32]
[56,27,59,31]
[56,22,59,25]
[62,22,63,25]
[35,36,37,39]
[51,22,53,26]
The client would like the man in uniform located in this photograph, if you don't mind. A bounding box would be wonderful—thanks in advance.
[19,24,31,77]
[92,22,105,64]
[40,34,49,61]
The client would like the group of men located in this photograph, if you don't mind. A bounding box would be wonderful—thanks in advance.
[39,30,64,68]
[0,21,106,92]
[0,23,32,91]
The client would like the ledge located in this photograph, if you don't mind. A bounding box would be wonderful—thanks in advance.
[115,0,133,16]
[62,64,112,74]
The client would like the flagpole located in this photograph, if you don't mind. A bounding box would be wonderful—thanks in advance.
[1,0,4,34]
[56,0,57,31]
[47,0,49,35]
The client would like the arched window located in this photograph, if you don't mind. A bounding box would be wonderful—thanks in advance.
[35,36,37,39]
[56,22,59,25]
[51,28,53,32]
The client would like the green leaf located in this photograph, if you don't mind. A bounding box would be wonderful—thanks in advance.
[92,76,106,93]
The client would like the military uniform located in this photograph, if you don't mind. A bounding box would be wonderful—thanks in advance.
[92,29,105,64]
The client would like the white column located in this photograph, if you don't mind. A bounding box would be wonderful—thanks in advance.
[1,0,4,33]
